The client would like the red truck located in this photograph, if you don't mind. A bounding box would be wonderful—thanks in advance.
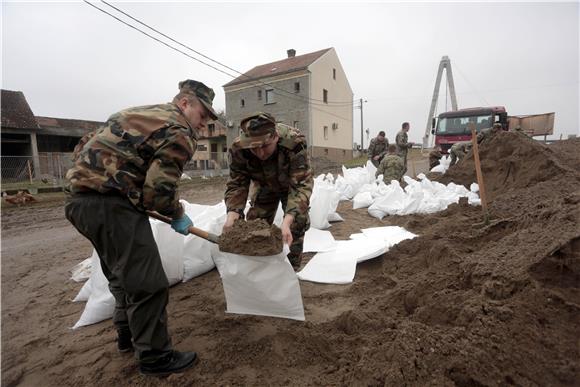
[431,106,555,153]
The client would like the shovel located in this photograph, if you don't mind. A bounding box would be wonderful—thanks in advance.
[147,210,283,256]
[147,211,220,244]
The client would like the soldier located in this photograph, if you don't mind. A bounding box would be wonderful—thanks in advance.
[477,122,502,144]
[223,112,313,270]
[64,80,218,376]
[449,141,472,166]
[375,144,405,184]
[395,122,414,173]
[429,145,443,170]
[368,130,389,167]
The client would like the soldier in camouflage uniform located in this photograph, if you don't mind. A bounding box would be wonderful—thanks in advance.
[395,122,414,174]
[477,122,502,144]
[375,144,405,184]
[223,112,313,270]
[368,131,389,167]
[449,141,472,166]
[64,80,217,376]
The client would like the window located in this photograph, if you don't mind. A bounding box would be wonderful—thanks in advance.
[257,90,262,100]
[240,99,245,108]
[323,89,328,103]
[324,148,329,155]
[324,126,328,140]
[208,123,215,134]
[197,144,207,151]
[293,121,299,129]
[294,82,300,93]
[333,68,336,80]
[265,89,275,104]
[342,150,346,156]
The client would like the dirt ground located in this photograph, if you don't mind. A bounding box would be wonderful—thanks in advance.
[1,136,579,386]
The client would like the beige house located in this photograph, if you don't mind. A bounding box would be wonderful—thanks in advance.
[188,120,228,174]
[223,48,354,162]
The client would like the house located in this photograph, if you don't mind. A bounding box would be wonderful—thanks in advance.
[189,119,228,174]
[1,89,102,181]
[223,48,354,162]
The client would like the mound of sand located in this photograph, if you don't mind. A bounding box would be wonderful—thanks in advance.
[437,132,580,201]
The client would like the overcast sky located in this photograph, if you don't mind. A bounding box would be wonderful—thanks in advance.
[2,1,579,146]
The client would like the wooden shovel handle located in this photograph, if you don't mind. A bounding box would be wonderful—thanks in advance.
[146,211,220,244]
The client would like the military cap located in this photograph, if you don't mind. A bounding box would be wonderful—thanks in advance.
[238,112,277,149]
[178,79,218,120]
[378,131,386,137]
[492,123,502,129]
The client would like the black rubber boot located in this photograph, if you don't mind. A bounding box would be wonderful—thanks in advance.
[139,351,199,376]
[116,327,133,353]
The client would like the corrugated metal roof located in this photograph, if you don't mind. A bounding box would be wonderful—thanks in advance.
[223,48,332,87]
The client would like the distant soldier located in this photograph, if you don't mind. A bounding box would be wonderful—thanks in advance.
[64,79,218,376]
[429,145,443,170]
[368,130,389,167]
[477,122,502,144]
[395,122,414,173]
[375,144,405,184]
[449,141,472,166]
[223,112,313,270]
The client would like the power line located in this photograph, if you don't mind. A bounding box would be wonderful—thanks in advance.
[84,1,354,121]
[98,1,356,107]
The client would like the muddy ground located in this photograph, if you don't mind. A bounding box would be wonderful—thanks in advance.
[1,136,579,386]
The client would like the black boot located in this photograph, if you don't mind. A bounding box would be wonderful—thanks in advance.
[139,351,199,376]
[116,327,133,353]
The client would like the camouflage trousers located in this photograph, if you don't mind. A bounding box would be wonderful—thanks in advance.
[246,188,310,268]
[65,192,172,364]
[399,150,408,174]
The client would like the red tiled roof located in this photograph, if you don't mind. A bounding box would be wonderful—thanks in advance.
[223,48,332,87]
[36,116,104,132]
[1,90,40,129]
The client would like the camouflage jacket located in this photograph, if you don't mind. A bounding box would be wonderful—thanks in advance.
[65,103,198,218]
[375,154,405,183]
[396,130,412,156]
[368,137,389,160]
[450,141,471,154]
[225,124,313,219]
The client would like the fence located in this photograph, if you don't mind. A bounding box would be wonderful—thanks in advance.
[1,153,73,189]
[0,152,231,189]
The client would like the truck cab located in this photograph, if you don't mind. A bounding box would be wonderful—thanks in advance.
[431,106,508,153]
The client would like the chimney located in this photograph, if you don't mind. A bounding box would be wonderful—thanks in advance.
[287,49,296,58]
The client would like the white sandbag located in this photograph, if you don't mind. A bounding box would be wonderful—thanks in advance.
[470,183,479,193]
[361,226,417,248]
[303,228,337,253]
[310,181,339,229]
[71,255,93,283]
[352,191,374,209]
[327,212,344,222]
[73,277,93,302]
[213,246,305,321]
[297,250,357,285]
[335,238,389,263]
[150,221,184,285]
[72,258,115,329]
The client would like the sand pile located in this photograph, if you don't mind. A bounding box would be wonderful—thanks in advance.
[437,131,580,201]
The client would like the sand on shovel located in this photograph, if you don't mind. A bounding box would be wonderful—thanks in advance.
[218,219,283,256]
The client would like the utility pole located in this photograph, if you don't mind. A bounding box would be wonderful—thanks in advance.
[360,98,364,150]
[357,98,367,150]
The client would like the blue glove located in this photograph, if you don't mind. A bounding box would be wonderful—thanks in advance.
[170,214,193,235]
